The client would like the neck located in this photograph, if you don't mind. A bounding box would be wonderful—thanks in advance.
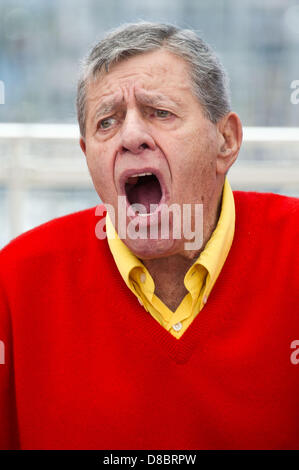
[142,254,197,311]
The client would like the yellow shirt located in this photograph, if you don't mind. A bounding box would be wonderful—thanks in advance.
[106,178,235,339]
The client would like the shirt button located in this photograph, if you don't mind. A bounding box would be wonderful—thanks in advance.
[172,322,183,332]
[140,272,146,283]
[203,296,208,304]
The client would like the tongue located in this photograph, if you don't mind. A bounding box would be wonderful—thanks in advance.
[130,178,162,213]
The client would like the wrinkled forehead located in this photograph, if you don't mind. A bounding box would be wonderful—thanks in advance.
[85,49,194,104]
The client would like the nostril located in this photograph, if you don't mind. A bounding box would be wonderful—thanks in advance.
[121,143,149,154]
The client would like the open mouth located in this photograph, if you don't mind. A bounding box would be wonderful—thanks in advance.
[124,172,163,215]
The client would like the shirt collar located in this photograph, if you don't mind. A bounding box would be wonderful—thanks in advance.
[184,176,235,286]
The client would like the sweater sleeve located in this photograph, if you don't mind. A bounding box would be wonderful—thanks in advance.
[0,275,20,449]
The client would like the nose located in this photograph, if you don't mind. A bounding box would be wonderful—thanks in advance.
[118,109,156,155]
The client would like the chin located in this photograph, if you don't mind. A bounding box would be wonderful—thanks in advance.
[123,237,178,260]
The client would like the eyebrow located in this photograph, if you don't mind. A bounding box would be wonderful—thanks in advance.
[93,97,124,121]
[135,92,183,109]
[93,92,183,122]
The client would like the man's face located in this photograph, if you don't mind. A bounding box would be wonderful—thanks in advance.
[81,49,223,259]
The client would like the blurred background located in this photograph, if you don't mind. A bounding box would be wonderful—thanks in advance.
[0,0,299,247]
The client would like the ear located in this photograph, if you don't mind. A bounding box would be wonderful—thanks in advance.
[80,137,86,156]
[216,112,242,175]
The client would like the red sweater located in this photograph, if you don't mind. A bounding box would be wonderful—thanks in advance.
[0,191,298,450]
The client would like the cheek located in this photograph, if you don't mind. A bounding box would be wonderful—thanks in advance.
[166,132,218,201]
[168,134,213,179]
[85,144,115,201]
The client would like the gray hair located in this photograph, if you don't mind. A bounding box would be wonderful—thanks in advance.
[77,22,231,137]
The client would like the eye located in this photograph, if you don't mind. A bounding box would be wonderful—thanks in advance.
[155,109,172,118]
[98,117,117,130]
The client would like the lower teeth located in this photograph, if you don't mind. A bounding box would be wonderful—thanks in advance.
[135,205,158,216]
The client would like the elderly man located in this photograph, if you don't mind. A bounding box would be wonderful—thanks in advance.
[0,22,298,450]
